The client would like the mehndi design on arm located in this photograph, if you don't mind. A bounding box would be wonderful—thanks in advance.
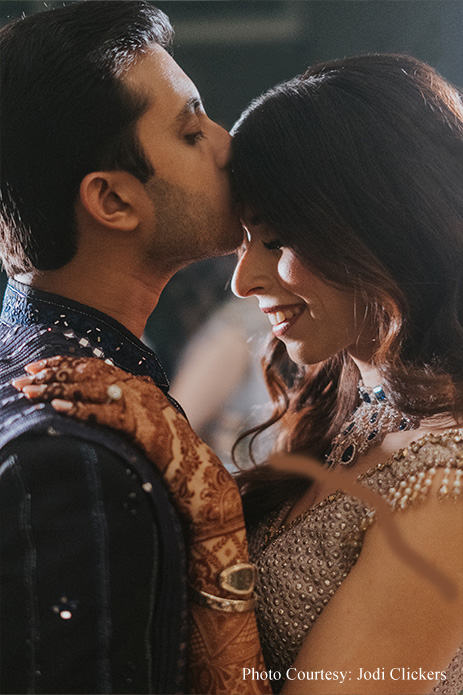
[13,355,271,695]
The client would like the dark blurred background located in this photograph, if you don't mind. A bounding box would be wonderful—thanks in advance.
[1,1,463,376]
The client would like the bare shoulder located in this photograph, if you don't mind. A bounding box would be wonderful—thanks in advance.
[283,430,463,694]
[358,427,463,619]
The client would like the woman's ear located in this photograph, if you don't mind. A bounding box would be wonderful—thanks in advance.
[79,171,142,231]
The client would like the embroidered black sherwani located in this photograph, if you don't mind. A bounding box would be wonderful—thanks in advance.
[0,279,187,694]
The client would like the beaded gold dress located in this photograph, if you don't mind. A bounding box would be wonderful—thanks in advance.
[248,430,463,694]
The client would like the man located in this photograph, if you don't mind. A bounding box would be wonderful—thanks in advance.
[0,2,242,692]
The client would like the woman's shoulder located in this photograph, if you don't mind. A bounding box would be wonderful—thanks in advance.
[358,427,463,513]
[388,427,463,473]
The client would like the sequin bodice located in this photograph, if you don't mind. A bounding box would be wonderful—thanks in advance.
[249,431,463,694]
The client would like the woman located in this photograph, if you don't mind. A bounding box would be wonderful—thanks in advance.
[14,54,463,694]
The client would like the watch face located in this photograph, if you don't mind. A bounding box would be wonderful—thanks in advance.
[219,563,257,595]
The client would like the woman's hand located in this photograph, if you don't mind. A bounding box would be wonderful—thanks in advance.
[14,356,179,469]
[13,355,271,694]
[13,356,243,542]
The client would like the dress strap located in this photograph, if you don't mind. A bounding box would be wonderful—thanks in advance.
[358,428,463,518]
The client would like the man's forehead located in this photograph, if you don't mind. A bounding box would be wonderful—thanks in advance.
[123,44,200,108]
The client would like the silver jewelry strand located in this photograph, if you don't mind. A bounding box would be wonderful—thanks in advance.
[325,382,420,469]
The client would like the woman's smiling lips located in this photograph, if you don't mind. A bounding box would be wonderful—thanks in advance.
[260,304,306,337]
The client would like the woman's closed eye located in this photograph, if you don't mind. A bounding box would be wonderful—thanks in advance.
[263,239,283,251]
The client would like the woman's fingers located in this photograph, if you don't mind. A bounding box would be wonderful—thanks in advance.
[50,399,135,433]
[19,380,119,404]
[26,356,94,376]
[12,356,130,405]
[13,357,124,399]
[24,356,121,384]
[24,358,59,374]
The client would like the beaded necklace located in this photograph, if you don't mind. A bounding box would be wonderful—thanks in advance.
[324,383,420,469]
[262,428,463,551]
[261,384,420,550]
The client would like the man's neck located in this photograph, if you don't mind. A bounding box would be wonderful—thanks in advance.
[15,264,171,339]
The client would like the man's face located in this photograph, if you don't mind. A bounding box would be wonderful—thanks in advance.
[124,45,242,268]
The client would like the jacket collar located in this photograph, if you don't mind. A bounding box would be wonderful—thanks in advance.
[1,279,170,389]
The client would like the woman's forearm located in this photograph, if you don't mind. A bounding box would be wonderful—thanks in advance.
[13,358,271,694]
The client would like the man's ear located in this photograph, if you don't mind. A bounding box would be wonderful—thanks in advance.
[79,171,143,231]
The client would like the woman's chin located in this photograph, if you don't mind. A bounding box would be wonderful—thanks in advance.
[283,339,331,367]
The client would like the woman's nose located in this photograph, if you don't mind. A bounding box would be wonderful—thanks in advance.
[231,244,266,298]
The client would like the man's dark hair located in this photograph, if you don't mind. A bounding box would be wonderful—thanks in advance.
[0,1,173,275]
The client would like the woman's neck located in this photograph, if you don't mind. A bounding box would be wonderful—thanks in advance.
[350,357,381,388]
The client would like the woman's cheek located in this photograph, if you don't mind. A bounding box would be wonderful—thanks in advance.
[277,250,308,291]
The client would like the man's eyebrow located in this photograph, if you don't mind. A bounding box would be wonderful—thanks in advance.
[174,96,203,125]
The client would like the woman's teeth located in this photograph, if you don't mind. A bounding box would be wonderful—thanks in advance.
[267,308,301,326]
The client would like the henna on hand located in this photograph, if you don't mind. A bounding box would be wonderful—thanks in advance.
[14,356,245,543]
[14,356,271,694]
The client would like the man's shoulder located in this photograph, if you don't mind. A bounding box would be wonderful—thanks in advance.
[1,428,135,470]
[0,322,84,378]
[0,430,166,518]
[0,427,159,497]
[0,322,183,524]
[0,415,187,578]
[0,408,174,506]
[0,322,116,449]
[0,328,173,518]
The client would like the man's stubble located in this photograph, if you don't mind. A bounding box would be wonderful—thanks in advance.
[143,176,240,271]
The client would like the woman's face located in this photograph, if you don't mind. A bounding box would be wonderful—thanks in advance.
[231,218,373,366]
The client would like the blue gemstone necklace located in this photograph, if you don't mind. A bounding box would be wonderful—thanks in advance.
[324,383,420,469]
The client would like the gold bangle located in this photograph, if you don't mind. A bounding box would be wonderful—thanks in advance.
[188,584,257,613]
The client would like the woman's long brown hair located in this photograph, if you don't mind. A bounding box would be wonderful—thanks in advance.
[230,54,463,528]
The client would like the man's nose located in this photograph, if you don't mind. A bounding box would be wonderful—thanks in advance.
[212,121,232,169]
